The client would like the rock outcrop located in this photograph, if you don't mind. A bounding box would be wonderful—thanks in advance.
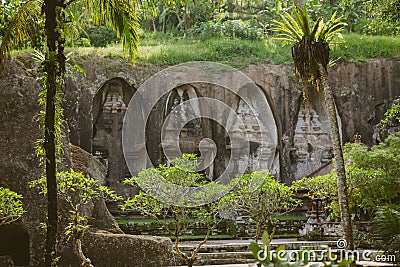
[1,56,399,265]
[65,57,400,183]
[0,60,174,266]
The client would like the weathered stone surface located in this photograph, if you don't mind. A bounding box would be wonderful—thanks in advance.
[70,144,123,234]
[1,56,400,265]
[0,59,46,266]
[0,256,14,267]
[64,58,400,184]
[0,60,174,266]
[329,59,400,145]
[82,231,174,267]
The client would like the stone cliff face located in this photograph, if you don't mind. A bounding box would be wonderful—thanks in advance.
[329,59,400,145]
[0,60,174,266]
[64,57,400,183]
[0,56,399,265]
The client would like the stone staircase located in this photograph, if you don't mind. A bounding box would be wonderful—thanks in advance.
[174,239,337,266]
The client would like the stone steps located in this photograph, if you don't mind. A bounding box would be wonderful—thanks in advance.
[174,239,338,266]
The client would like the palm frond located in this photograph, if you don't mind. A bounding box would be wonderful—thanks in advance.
[0,0,42,67]
[271,23,300,43]
[271,15,302,42]
[82,0,141,63]
[284,11,303,37]
[294,4,310,36]
[375,206,400,242]
[271,3,347,48]
[310,17,322,38]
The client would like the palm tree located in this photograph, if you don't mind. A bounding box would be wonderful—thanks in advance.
[272,4,354,250]
[0,1,140,266]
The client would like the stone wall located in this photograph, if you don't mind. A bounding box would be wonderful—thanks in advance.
[0,60,174,266]
[65,58,400,184]
[1,57,399,265]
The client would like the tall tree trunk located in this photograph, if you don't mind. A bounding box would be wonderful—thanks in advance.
[319,64,354,250]
[43,1,65,265]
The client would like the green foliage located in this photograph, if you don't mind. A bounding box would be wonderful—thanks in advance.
[1,0,141,64]
[293,133,400,219]
[30,169,122,238]
[293,172,337,201]
[80,25,119,47]
[381,99,400,128]
[222,170,301,241]
[271,4,347,46]
[0,186,25,225]
[364,0,400,35]
[374,205,400,263]
[304,0,368,33]
[189,19,263,40]
[0,0,42,66]
[122,154,223,267]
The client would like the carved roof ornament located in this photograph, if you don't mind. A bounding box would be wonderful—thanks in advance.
[354,133,362,144]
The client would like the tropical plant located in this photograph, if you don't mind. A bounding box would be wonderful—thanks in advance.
[0,1,140,265]
[381,98,400,128]
[293,133,400,220]
[222,170,301,242]
[122,154,224,267]
[271,2,354,250]
[0,186,25,225]
[30,169,123,266]
[374,205,400,264]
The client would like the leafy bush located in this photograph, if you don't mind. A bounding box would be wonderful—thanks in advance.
[374,205,400,264]
[222,170,301,242]
[30,169,122,266]
[381,98,400,128]
[293,132,400,219]
[0,186,25,225]
[122,154,224,267]
[189,19,263,40]
[80,26,119,47]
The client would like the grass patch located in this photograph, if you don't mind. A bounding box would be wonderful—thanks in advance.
[166,234,234,241]
[137,32,292,67]
[11,32,400,68]
[332,33,400,62]
[332,33,400,63]
[135,31,400,67]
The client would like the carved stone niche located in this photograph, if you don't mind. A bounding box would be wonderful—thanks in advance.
[91,77,136,199]
[293,106,334,179]
[161,84,219,179]
[228,98,275,174]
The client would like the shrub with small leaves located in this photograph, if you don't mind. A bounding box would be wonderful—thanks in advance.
[30,169,122,266]
[0,186,25,225]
